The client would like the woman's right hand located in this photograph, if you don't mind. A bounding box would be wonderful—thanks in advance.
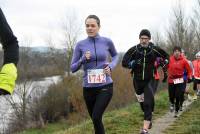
[85,51,91,60]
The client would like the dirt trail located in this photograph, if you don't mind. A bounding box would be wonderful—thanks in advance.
[149,99,194,134]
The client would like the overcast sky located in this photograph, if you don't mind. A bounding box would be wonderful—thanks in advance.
[0,0,195,52]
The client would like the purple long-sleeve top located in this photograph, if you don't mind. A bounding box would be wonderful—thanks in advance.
[71,34,119,88]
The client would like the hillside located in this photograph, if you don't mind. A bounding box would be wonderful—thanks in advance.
[20,90,169,134]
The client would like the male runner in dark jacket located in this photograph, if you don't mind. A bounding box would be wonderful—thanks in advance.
[122,29,169,134]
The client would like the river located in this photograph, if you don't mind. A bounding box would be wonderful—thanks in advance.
[0,75,61,133]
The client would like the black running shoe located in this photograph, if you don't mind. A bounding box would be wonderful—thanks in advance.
[174,111,178,118]
[148,121,152,129]
[140,129,149,134]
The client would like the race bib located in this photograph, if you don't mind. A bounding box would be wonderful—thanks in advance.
[87,69,106,83]
[173,78,184,84]
[135,93,144,102]
[195,77,200,80]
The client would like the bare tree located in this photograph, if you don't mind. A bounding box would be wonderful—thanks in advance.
[3,80,35,133]
[60,10,83,76]
[152,31,167,49]
[18,37,33,80]
[166,1,196,58]
[8,81,33,121]
[0,96,11,134]
[2,80,48,133]
[193,0,200,51]
[43,10,82,76]
[44,34,66,75]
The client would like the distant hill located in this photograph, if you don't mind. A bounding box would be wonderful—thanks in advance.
[19,46,65,53]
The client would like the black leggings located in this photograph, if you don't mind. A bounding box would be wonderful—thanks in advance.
[0,89,9,95]
[83,84,113,134]
[180,82,186,107]
[133,79,158,121]
[168,83,184,112]
[193,79,200,91]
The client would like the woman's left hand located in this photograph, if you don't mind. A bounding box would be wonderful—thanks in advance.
[104,66,111,76]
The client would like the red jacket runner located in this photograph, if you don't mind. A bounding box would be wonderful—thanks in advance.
[168,55,192,84]
[192,59,200,79]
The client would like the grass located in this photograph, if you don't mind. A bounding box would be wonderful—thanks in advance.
[57,89,169,134]
[164,98,200,134]
[19,89,169,134]
[19,121,70,134]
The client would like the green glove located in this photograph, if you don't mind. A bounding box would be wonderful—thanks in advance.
[0,63,17,94]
